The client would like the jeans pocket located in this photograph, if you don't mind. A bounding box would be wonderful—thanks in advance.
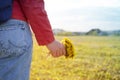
[0,22,32,59]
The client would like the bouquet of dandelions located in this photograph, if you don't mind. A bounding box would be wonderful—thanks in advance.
[61,37,75,58]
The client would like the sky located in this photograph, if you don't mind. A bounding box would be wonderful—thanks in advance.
[44,0,120,32]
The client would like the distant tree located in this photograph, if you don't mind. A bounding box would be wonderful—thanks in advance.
[86,28,101,36]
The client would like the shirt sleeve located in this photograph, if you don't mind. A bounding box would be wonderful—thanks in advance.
[19,0,55,45]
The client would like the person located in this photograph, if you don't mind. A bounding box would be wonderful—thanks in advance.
[0,0,66,80]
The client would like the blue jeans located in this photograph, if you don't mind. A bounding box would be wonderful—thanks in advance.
[0,19,33,80]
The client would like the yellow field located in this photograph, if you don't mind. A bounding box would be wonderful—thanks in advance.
[30,36,120,80]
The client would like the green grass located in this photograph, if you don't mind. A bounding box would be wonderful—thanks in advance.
[30,36,120,80]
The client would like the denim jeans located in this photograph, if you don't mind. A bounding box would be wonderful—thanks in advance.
[0,19,33,80]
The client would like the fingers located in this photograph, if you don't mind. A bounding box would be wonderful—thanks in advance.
[51,49,63,57]
[51,45,66,58]
[62,44,66,56]
[46,40,66,58]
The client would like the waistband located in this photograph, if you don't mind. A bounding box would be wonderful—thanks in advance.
[0,19,28,27]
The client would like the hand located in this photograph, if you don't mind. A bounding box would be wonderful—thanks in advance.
[46,40,66,57]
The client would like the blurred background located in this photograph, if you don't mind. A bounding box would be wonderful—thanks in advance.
[44,0,120,35]
[30,0,120,80]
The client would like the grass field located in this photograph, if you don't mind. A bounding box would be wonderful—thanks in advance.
[30,36,120,80]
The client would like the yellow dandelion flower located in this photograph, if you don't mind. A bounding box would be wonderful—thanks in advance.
[61,37,75,58]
